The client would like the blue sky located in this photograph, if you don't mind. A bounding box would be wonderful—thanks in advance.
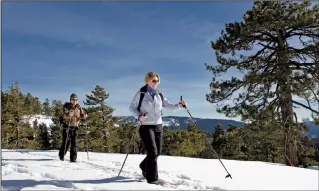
[2,1,315,121]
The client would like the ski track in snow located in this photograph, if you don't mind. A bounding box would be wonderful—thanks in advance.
[2,150,215,190]
[2,149,318,191]
[2,161,78,190]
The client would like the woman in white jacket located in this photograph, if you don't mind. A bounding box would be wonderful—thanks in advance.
[129,72,186,184]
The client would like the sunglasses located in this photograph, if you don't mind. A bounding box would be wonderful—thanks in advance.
[152,79,159,83]
[71,99,78,101]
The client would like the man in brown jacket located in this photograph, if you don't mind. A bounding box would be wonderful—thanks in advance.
[58,93,88,162]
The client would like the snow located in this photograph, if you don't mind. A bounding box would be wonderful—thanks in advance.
[22,115,178,129]
[2,149,318,190]
[22,115,54,128]
[162,118,180,128]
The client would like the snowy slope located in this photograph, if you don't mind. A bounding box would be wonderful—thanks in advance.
[22,115,54,128]
[22,115,180,128]
[23,115,181,129]
[2,149,318,191]
[162,118,180,128]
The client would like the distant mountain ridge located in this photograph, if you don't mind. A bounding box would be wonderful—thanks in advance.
[119,115,244,131]
[119,116,318,138]
[162,116,244,131]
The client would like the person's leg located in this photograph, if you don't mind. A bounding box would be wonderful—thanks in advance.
[153,124,163,180]
[139,140,146,174]
[58,127,70,160]
[154,124,163,157]
[139,125,158,183]
[139,158,146,178]
[69,128,78,162]
[139,126,147,177]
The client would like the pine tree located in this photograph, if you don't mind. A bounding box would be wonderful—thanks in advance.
[2,82,28,148]
[42,98,52,116]
[297,136,317,167]
[198,132,215,159]
[243,121,285,163]
[167,123,206,157]
[161,125,172,155]
[37,123,51,149]
[48,100,64,148]
[50,125,61,149]
[33,119,39,138]
[205,0,318,166]
[212,124,226,157]
[222,126,248,160]
[187,123,206,157]
[24,93,42,115]
[83,85,120,152]
[2,90,8,148]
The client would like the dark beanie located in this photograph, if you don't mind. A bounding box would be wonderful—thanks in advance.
[70,93,78,99]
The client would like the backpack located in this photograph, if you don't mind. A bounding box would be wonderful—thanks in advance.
[137,85,164,116]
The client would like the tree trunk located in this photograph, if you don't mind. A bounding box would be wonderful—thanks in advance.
[279,78,298,166]
[277,29,298,167]
[17,124,20,149]
[103,128,109,153]
[285,132,298,166]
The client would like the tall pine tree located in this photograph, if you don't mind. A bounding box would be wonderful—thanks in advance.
[205,0,318,166]
[1,82,38,149]
[83,85,120,152]
[37,123,51,150]
[42,98,52,116]
[50,100,64,147]
[212,124,226,157]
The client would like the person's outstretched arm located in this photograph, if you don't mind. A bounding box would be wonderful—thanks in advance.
[162,95,183,111]
[79,106,88,119]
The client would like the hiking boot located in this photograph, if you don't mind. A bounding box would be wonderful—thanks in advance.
[139,164,146,178]
[142,171,146,178]
[147,179,160,184]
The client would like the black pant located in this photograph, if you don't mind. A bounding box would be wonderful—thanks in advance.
[58,125,78,162]
[139,124,163,183]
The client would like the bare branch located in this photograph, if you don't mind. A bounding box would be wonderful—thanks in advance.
[289,60,316,67]
[309,88,319,103]
[292,100,319,114]
[290,32,319,39]
[258,42,276,50]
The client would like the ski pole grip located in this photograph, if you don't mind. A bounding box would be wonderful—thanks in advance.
[180,95,186,108]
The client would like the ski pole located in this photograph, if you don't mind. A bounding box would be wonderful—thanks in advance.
[118,112,148,177]
[63,120,71,159]
[85,122,89,160]
[180,96,232,179]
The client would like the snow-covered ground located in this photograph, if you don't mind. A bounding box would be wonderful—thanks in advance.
[22,115,54,128]
[162,118,180,128]
[21,114,181,130]
[2,149,318,190]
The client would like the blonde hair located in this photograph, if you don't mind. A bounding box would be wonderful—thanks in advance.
[144,72,160,84]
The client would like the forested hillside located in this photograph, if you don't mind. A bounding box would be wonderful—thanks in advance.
[2,81,318,167]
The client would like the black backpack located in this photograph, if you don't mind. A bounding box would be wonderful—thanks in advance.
[137,85,164,116]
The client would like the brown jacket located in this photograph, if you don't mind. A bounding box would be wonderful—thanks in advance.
[61,102,86,127]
